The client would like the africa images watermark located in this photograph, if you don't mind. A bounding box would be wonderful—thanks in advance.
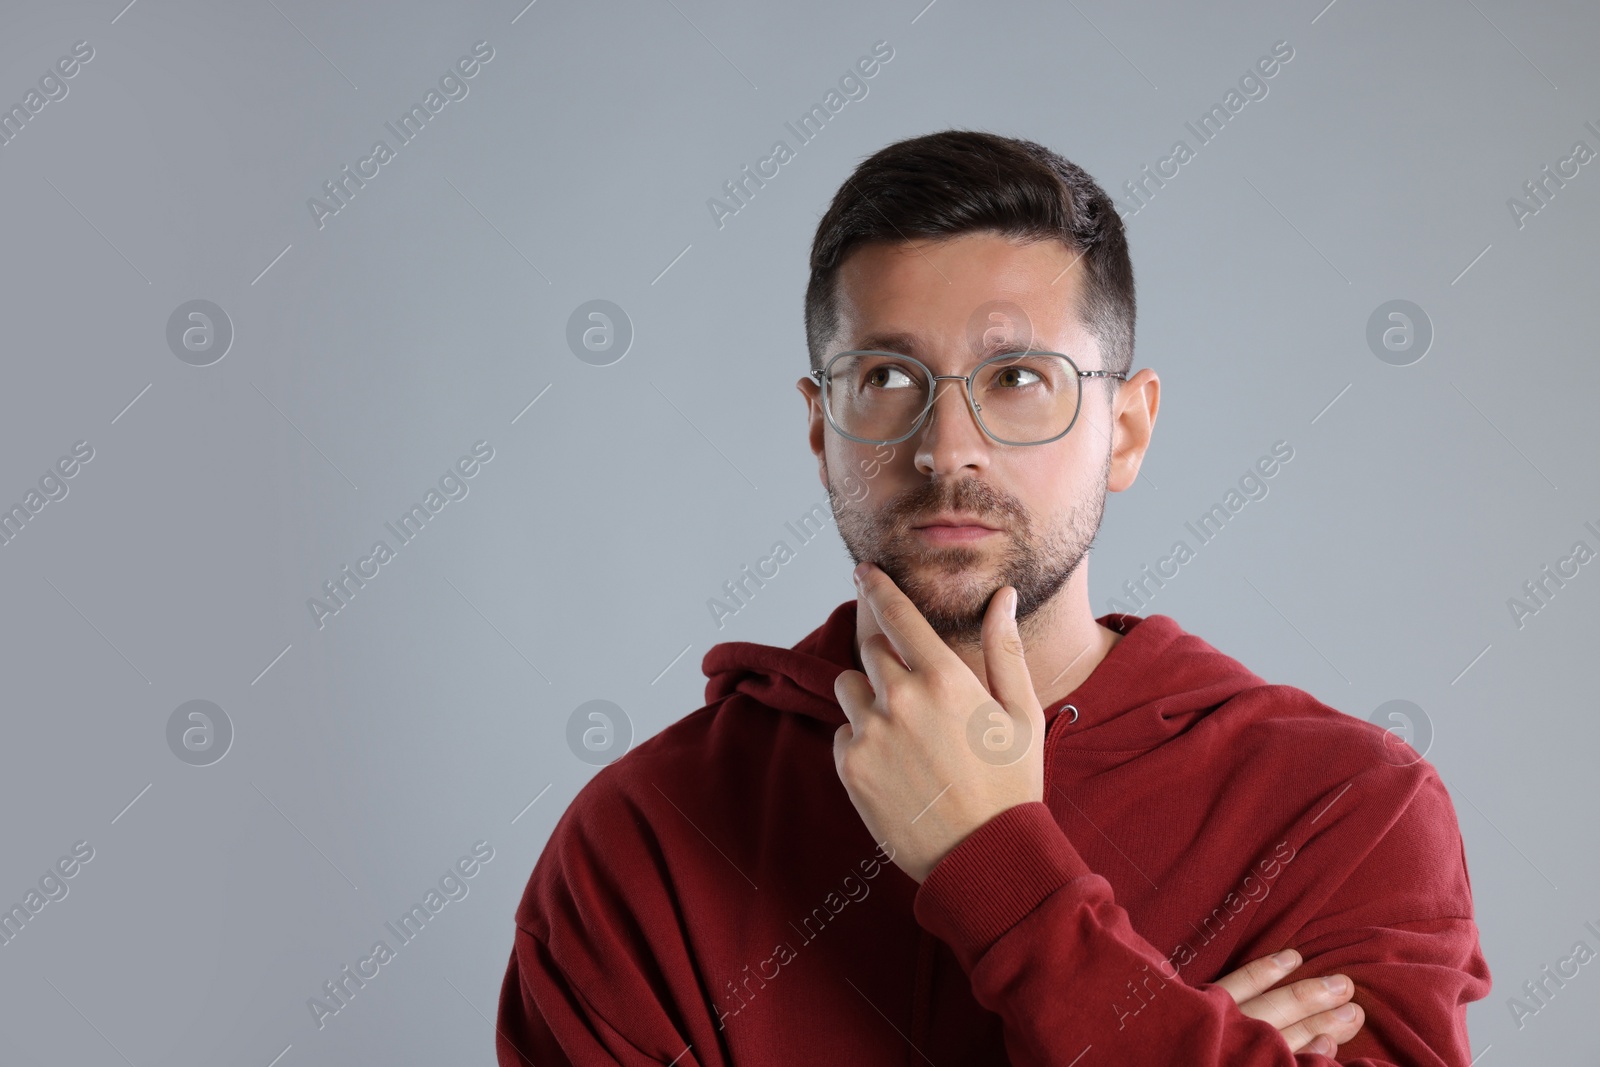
[0,39,95,151]
[1106,440,1295,615]
[307,40,496,230]
[307,440,495,629]
[1505,116,1600,230]
[706,39,895,231]
[711,839,897,1030]
[707,443,897,630]
[1506,518,1600,630]
[1111,839,1299,1029]
[0,841,95,949]
[306,839,495,1030]
[1116,39,1295,220]
[1507,914,1600,1031]
[0,440,94,549]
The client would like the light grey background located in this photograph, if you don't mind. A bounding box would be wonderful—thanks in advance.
[1,0,1596,1063]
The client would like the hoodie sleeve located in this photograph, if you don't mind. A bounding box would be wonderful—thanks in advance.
[495,925,698,1067]
[911,778,1490,1065]
[495,778,711,1067]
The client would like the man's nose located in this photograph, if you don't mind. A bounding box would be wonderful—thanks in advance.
[915,377,990,474]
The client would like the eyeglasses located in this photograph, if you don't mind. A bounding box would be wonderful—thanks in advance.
[810,349,1126,446]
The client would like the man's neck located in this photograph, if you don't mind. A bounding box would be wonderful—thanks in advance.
[851,580,1122,713]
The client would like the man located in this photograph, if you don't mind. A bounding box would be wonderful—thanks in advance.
[496,130,1490,1064]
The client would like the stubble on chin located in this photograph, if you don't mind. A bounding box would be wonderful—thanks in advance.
[828,467,1106,647]
[833,493,1025,644]
[885,537,1015,645]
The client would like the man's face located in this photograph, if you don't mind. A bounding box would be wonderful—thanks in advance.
[800,231,1119,646]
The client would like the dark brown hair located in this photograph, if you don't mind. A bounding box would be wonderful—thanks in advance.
[804,129,1135,380]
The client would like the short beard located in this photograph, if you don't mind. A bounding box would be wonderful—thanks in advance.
[829,450,1110,647]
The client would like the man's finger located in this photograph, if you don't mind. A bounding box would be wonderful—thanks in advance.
[854,562,945,674]
[1273,1002,1364,1055]
[832,721,853,778]
[833,668,873,731]
[1232,973,1357,1041]
[857,631,909,698]
[1212,950,1301,1005]
[980,586,1036,712]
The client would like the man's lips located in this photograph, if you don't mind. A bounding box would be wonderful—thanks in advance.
[911,514,1002,531]
[908,514,1004,543]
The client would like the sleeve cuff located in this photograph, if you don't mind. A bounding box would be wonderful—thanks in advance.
[912,801,1098,969]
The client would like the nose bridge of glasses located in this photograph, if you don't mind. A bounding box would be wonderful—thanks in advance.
[921,372,986,438]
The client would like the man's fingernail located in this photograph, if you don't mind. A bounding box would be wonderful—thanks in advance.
[1008,588,1018,619]
[853,562,869,585]
[1273,949,1298,968]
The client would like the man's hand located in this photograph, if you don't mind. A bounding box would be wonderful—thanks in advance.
[1214,949,1365,1057]
[833,562,1046,884]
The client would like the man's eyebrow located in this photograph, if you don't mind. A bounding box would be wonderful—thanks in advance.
[853,331,920,353]
[851,331,1039,357]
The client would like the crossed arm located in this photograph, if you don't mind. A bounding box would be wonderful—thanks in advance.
[909,798,1489,1066]
[497,911,1383,1066]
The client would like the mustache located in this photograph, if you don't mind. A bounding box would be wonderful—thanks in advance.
[883,482,1021,528]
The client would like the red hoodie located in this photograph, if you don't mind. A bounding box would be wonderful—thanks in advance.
[496,601,1491,1065]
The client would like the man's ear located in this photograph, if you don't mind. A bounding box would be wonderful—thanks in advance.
[798,376,829,492]
[1107,368,1159,493]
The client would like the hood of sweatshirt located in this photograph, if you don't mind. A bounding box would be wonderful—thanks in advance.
[702,598,1269,753]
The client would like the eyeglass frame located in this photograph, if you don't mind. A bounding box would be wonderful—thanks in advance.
[810,348,1128,447]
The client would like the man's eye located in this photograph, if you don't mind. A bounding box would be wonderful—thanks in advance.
[866,366,917,389]
[994,367,1042,388]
